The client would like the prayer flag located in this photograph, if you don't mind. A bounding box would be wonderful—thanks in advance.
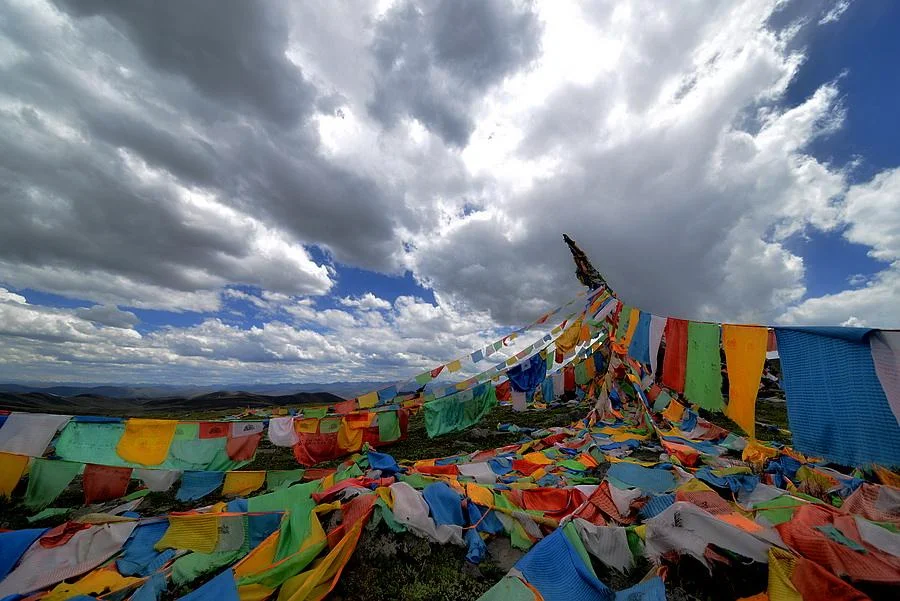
[722,324,768,438]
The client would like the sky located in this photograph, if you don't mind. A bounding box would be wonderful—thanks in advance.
[0,0,898,385]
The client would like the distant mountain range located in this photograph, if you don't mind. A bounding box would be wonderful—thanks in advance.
[0,381,393,400]
[0,381,397,415]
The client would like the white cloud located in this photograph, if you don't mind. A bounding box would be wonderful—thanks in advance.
[776,167,900,327]
[0,0,896,384]
[339,293,392,311]
[75,304,139,329]
[819,0,852,25]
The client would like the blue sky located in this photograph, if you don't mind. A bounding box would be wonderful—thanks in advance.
[0,0,897,384]
[777,0,899,298]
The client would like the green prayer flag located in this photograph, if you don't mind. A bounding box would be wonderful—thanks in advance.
[377,410,401,442]
[27,507,71,523]
[414,372,432,386]
[398,473,438,489]
[24,459,82,510]
[172,549,246,587]
[574,361,590,385]
[424,385,497,438]
[123,488,151,501]
[335,463,363,483]
[247,480,319,561]
[683,321,724,411]
[563,522,596,578]
[303,407,328,419]
[266,469,304,491]
[373,498,407,534]
[479,576,539,601]
[614,304,633,341]
[319,417,341,434]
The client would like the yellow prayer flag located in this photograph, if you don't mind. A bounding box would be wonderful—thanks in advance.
[223,471,266,496]
[277,511,368,601]
[742,439,778,467]
[722,324,767,439]
[465,483,494,507]
[447,359,462,373]
[116,418,177,466]
[522,451,553,465]
[767,548,802,601]
[556,319,583,353]
[295,418,319,434]
[155,514,220,553]
[44,568,141,601]
[336,419,363,452]
[622,308,641,348]
[0,452,29,498]
[357,391,378,409]
[662,400,685,423]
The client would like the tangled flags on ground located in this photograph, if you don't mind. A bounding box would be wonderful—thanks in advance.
[1,361,898,601]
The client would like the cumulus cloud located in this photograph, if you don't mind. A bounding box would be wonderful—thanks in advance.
[0,0,896,384]
[0,288,517,384]
[75,305,139,329]
[368,0,542,146]
[340,293,393,311]
[777,167,900,326]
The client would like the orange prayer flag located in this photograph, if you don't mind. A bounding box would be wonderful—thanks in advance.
[722,324,767,439]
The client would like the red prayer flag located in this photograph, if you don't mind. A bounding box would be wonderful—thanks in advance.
[225,432,261,461]
[199,422,229,439]
[661,318,689,393]
[333,399,358,414]
[83,464,132,505]
[564,366,576,392]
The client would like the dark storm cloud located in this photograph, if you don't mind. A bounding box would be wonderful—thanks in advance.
[0,0,409,309]
[54,0,317,125]
[368,0,542,146]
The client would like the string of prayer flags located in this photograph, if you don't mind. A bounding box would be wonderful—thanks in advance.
[684,322,724,411]
[722,325,768,439]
